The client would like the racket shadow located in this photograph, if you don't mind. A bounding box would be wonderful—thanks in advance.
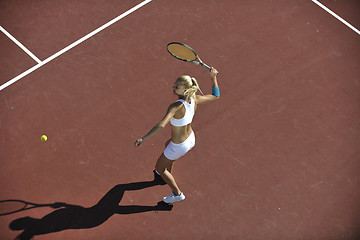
[9,177,172,240]
[0,200,68,217]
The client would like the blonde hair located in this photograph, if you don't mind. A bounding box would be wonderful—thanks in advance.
[176,75,203,100]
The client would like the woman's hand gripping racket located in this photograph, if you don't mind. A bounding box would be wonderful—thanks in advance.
[167,42,218,74]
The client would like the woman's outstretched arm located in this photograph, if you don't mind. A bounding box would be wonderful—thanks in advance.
[134,102,182,147]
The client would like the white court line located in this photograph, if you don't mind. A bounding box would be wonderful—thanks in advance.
[0,26,42,64]
[312,0,360,35]
[0,0,152,91]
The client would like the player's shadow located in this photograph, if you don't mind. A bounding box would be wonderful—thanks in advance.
[9,176,172,240]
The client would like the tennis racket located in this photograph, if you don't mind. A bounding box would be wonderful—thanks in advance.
[0,199,65,216]
[167,42,217,73]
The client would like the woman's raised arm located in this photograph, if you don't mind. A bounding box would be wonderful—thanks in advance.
[196,67,220,105]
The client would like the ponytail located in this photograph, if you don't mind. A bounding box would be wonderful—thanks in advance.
[187,77,204,99]
[177,75,203,100]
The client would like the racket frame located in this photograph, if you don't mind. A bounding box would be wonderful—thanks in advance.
[166,42,211,71]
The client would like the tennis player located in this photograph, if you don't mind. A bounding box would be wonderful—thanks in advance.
[135,67,220,203]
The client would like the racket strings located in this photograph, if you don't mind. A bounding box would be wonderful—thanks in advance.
[167,43,197,61]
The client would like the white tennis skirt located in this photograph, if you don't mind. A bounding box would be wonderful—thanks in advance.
[164,131,195,160]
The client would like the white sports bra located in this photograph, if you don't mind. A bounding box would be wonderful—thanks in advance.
[170,98,195,127]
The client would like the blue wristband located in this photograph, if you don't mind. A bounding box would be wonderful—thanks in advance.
[212,87,220,97]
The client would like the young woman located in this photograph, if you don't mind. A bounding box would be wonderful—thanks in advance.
[134,67,220,203]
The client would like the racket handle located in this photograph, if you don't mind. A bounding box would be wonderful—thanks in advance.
[200,62,211,71]
[201,63,219,74]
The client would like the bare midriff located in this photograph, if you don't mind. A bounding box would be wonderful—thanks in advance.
[171,124,193,144]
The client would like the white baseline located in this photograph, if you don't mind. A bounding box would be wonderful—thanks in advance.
[312,0,360,35]
[0,0,152,91]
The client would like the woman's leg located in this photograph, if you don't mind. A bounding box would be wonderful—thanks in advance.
[163,139,174,173]
[155,153,181,195]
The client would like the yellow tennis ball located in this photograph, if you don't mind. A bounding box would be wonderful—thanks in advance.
[41,135,48,142]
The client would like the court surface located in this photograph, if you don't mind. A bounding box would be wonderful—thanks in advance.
[1,0,359,239]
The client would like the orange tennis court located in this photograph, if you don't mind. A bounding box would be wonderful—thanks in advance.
[1,0,359,239]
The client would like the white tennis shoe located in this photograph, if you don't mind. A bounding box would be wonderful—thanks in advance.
[163,192,185,204]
